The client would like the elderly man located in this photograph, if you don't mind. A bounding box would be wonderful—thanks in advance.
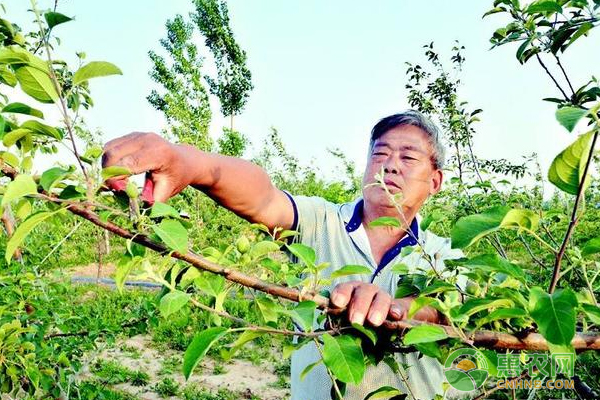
[103,110,453,399]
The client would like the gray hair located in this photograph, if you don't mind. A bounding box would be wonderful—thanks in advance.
[369,110,446,169]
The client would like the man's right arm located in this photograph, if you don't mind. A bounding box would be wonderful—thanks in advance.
[102,132,295,230]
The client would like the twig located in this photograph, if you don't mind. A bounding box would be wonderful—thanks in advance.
[30,0,90,187]
[518,234,545,270]
[554,55,575,96]
[473,371,528,400]
[549,130,599,293]
[535,54,570,101]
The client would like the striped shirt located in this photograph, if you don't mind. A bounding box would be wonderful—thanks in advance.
[287,194,464,400]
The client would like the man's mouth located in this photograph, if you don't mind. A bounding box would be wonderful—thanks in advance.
[383,179,401,190]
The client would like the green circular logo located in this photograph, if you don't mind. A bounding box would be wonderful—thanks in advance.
[444,348,489,391]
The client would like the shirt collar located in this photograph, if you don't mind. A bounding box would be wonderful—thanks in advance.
[344,198,419,244]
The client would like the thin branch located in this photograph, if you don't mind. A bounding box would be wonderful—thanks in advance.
[30,0,90,186]
[518,234,545,270]
[549,130,599,293]
[554,54,575,96]
[473,371,529,400]
[535,54,570,101]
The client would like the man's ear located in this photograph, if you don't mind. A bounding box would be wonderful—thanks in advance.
[429,169,443,195]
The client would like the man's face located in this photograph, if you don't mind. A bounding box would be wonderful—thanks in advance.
[362,124,443,218]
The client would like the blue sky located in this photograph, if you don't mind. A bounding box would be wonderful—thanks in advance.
[5,1,600,185]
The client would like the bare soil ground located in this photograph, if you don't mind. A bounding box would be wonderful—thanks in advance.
[79,334,289,400]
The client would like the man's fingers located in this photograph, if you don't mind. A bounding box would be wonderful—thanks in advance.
[152,177,174,204]
[347,284,379,326]
[330,281,360,308]
[141,175,155,204]
[388,299,407,321]
[366,291,392,326]
[105,177,128,192]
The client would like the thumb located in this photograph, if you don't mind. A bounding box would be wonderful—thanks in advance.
[152,175,174,204]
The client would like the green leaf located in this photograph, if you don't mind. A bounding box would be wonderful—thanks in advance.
[321,334,365,384]
[73,61,122,86]
[21,120,62,139]
[529,287,577,346]
[482,7,507,18]
[300,359,323,381]
[459,298,514,317]
[564,22,593,50]
[0,47,30,65]
[249,240,280,259]
[40,167,71,191]
[183,327,228,380]
[101,165,131,180]
[149,202,180,219]
[159,291,190,318]
[44,12,72,29]
[81,145,103,164]
[330,264,372,279]
[548,131,593,195]
[152,219,188,254]
[454,254,526,282]
[500,209,539,231]
[420,281,457,296]
[581,304,600,325]
[287,243,316,266]
[525,0,563,14]
[581,237,600,256]
[555,107,589,132]
[282,301,317,332]
[228,330,265,357]
[350,323,377,346]
[451,206,510,248]
[403,325,448,345]
[6,211,56,263]
[2,175,37,207]
[115,254,142,293]
[194,273,225,297]
[2,128,31,147]
[368,216,400,228]
[15,66,57,103]
[407,297,437,318]
[1,152,19,167]
[255,296,280,324]
[2,102,43,118]
[364,386,404,400]
[389,263,409,274]
[479,307,527,325]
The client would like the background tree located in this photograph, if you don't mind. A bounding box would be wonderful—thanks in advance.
[147,14,212,150]
[192,0,253,132]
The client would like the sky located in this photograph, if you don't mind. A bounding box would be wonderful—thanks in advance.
[4,0,600,188]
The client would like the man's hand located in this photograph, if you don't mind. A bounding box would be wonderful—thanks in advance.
[330,281,441,326]
[102,132,197,204]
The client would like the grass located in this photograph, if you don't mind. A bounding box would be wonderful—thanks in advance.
[154,377,180,398]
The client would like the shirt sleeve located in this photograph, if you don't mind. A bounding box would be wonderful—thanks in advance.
[284,193,337,248]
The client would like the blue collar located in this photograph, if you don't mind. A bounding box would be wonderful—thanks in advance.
[344,199,419,281]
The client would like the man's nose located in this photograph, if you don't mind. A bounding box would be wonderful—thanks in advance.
[383,157,400,174]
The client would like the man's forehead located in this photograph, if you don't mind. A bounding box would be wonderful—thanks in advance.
[372,125,432,152]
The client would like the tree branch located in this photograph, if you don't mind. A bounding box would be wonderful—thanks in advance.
[536,54,570,101]
[2,162,600,351]
[549,130,599,293]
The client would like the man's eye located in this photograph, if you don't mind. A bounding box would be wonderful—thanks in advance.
[373,152,387,156]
